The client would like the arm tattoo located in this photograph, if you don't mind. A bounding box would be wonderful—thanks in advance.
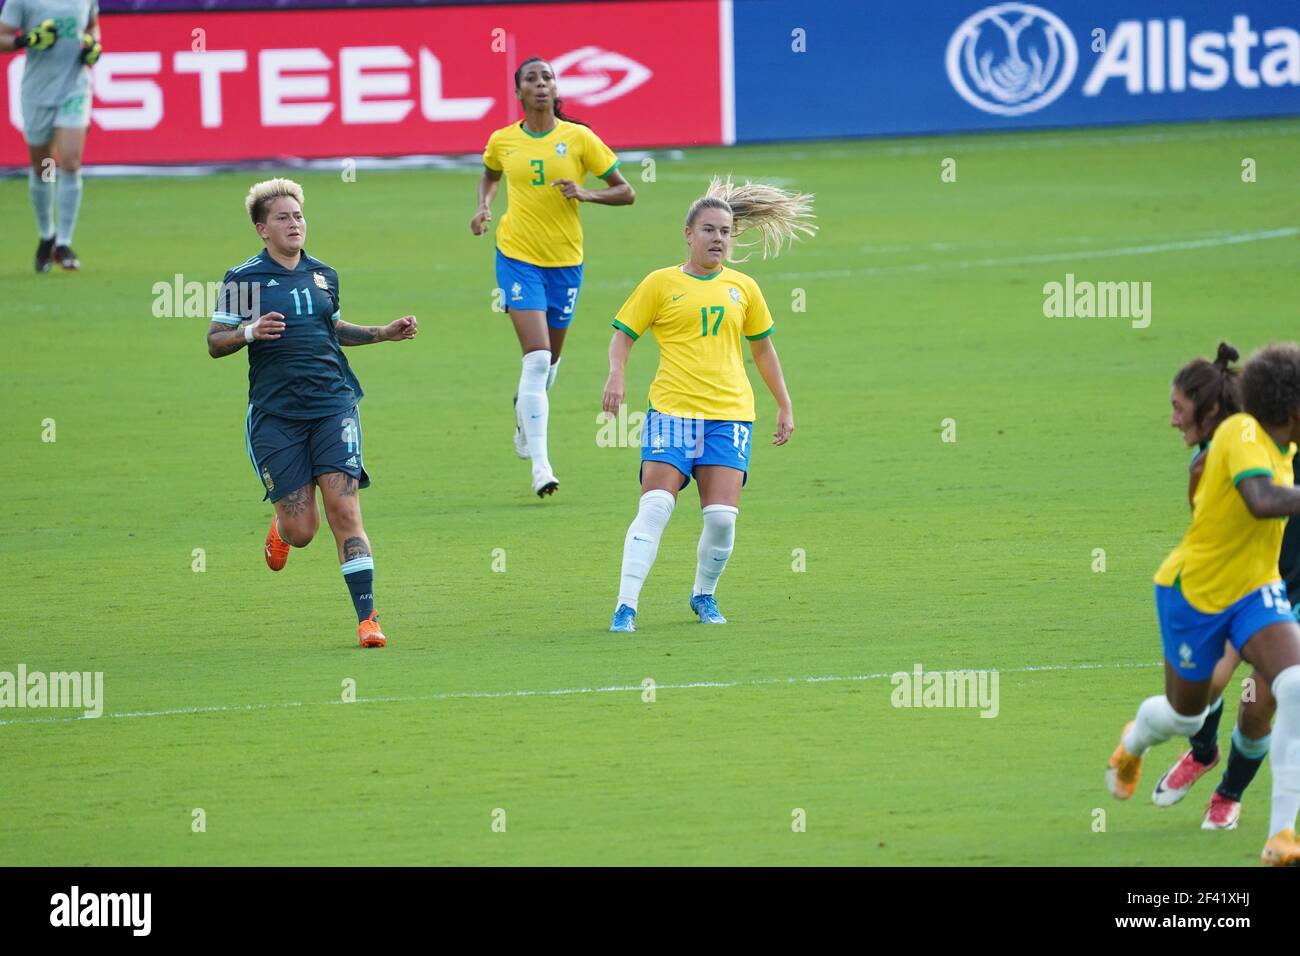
[335,320,382,346]
[278,485,312,517]
[343,536,370,561]
[207,321,246,358]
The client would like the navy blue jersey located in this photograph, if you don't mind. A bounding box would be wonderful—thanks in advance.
[211,248,363,420]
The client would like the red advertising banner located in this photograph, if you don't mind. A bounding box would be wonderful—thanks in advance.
[1,1,725,166]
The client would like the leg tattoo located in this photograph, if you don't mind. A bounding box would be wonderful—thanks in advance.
[279,485,311,517]
[327,472,358,497]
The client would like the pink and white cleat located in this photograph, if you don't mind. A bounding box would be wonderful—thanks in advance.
[1152,749,1219,807]
[1201,792,1242,830]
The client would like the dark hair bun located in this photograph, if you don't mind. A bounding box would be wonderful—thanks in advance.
[1215,341,1240,369]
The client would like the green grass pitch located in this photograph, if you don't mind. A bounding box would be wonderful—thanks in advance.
[3,118,1299,865]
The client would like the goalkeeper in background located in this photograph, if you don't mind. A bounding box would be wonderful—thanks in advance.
[0,0,101,272]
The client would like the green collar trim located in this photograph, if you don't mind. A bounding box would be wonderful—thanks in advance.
[519,121,558,139]
[680,266,722,281]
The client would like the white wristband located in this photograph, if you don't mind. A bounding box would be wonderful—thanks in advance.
[244,323,255,344]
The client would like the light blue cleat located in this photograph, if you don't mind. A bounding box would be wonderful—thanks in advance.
[690,593,727,624]
[610,604,637,633]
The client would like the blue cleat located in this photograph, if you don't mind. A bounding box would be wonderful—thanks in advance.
[689,593,727,624]
[610,604,637,633]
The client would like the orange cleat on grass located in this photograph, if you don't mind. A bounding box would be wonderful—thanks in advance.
[358,611,387,648]
[1106,721,1143,800]
[1261,828,1300,866]
[264,517,291,571]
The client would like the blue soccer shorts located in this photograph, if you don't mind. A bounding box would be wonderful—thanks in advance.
[495,248,584,329]
[1155,581,1295,681]
[246,404,370,502]
[639,408,752,490]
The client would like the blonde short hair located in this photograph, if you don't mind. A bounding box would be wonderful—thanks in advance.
[245,178,304,225]
[686,175,816,261]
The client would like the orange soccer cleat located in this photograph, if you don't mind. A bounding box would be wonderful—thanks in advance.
[1106,721,1143,800]
[264,517,291,571]
[1261,828,1300,866]
[358,611,387,649]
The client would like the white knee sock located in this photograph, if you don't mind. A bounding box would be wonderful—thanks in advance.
[1124,695,1207,755]
[29,171,54,240]
[617,489,675,611]
[56,169,82,246]
[546,357,560,391]
[517,350,551,475]
[693,504,737,596]
[1268,665,1300,837]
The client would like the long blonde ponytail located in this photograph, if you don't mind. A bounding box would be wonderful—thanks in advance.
[685,175,816,261]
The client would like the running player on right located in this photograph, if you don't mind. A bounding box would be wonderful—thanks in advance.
[1106,344,1300,865]
[1150,343,1277,829]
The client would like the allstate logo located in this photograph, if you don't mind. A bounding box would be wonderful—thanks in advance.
[946,3,1077,116]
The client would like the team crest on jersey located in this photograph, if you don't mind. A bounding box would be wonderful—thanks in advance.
[555,143,568,156]
[728,286,740,303]
[261,468,275,493]
[313,272,329,290]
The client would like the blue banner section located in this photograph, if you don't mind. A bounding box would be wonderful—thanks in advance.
[733,0,1300,141]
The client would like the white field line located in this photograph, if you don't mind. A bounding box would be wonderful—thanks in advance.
[769,226,1300,282]
[0,660,1158,728]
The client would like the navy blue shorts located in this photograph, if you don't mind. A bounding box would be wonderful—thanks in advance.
[245,405,370,502]
[639,408,752,490]
[1155,581,1295,681]
[495,248,583,329]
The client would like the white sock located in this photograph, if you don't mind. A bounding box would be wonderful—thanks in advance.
[28,171,54,240]
[693,504,737,596]
[617,489,675,611]
[1124,695,1207,755]
[56,169,82,246]
[1268,665,1300,837]
[517,350,551,476]
[546,358,561,391]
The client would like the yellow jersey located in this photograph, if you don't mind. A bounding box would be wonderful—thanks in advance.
[1155,412,1296,612]
[612,265,775,422]
[482,119,620,268]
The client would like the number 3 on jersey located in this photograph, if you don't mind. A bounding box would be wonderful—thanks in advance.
[700,305,724,336]
[530,159,545,185]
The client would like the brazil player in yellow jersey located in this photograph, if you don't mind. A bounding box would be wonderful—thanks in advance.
[1106,344,1300,865]
[602,177,815,632]
[471,56,634,497]
[1152,343,1278,830]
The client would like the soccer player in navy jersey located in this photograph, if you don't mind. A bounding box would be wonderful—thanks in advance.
[206,179,417,648]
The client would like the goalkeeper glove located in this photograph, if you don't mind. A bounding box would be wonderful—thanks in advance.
[17,18,58,51]
[79,33,100,65]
